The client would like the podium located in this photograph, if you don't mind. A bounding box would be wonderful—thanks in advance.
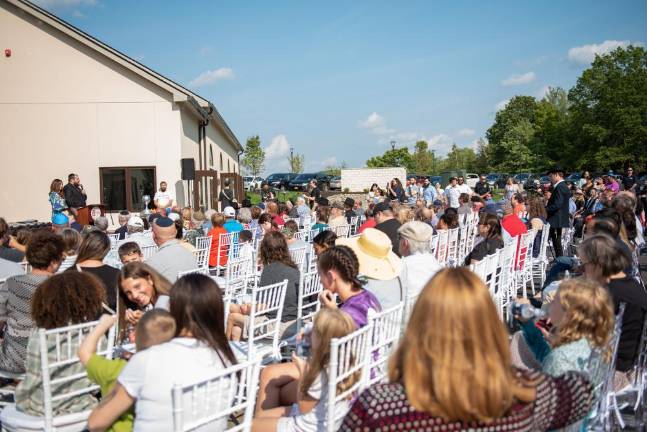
[76,205,106,226]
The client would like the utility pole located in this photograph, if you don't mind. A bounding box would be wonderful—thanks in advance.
[290,147,294,172]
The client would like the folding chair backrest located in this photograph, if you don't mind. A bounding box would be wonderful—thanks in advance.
[333,225,351,238]
[515,231,533,271]
[429,234,439,257]
[223,232,242,262]
[293,231,307,241]
[246,280,288,360]
[195,235,212,252]
[435,230,449,265]
[470,259,488,282]
[223,257,253,300]
[538,223,551,260]
[326,324,373,432]
[366,303,404,386]
[177,267,210,279]
[289,246,307,271]
[108,233,120,244]
[483,250,501,297]
[297,270,323,325]
[194,247,210,269]
[171,358,261,432]
[586,303,626,429]
[141,245,158,260]
[39,320,116,430]
[446,228,460,266]
[457,225,469,264]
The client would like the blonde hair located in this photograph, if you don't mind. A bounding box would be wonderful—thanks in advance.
[300,309,358,399]
[552,278,614,360]
[389,268,536,422]
[396,206,414,225]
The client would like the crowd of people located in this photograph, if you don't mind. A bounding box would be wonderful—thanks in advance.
[0,165,645,431]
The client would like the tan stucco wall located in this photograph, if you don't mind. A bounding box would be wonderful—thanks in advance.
[0,3,207,222]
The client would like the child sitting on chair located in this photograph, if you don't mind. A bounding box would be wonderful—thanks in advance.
[78,310,176,432]
[252,308,359,432]
[118,242,144,265]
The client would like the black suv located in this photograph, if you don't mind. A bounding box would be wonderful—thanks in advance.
[266,173,297,190]
[288,172,332,191]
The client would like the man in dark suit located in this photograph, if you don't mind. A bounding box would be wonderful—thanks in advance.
[545,167,571,257]
[63,173,87,216]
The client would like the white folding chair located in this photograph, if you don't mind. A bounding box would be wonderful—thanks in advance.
[177,267,210,279]
[221,257,253,301]
[495,241,517,321]
[514,231,535,298]
[435,230,449,266]
[171,357,261,432]
[428,234,439,257]
[349,216,360,235]
[333,225,351,238]
[469,258,488,282]
[214,232,239,271]
[229,280,288,364]
[446,228,460,267]
[292,231,307,241]
[483,250,500,300]
[366,303,404,386]
[141,244,158,260]
[108,233,120,244]
[531,224,551,288]
[289,246,307,272]
[325,324,373,432]
[586,304,626,430]
[297,270,323,326]
[195,235,212,252]
[0,321,116,432]
[457,225,470,265]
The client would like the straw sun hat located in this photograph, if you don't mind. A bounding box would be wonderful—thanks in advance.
[336,228,401,280]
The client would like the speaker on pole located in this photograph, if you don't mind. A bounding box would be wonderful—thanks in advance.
[181,158,195,180]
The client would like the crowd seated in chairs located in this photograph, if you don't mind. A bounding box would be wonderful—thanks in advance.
[0,170,646,431]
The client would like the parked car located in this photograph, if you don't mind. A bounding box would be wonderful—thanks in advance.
[513,173,532,184]
[465,173,479,188]
[539,175,552,189]
[329,176,342,190]
[287,172,332,192]
[266,173,297,190]
[487,173,509,189]
[523,174,544,191]
[243,176,263,191]
[427,175,443,186]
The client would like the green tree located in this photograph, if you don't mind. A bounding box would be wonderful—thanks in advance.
[241,135,265,177]
[288,152,305,173]
[366,147,413,170]
[411,140,433,174]
[486,96,538,170]
[444,143,477,171]
[533,89,572,171]
[568,45,647,170]
[497,119,536,172]
[323,160,348,176]
[474,137,490,174]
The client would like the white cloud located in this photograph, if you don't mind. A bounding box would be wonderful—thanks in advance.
[568,40,644,64]
[456,128,475,138]
[32,0,96,8]
[189,67,235,87]
[502,72,536,86]
[495,99,510,112]
[358,112,385,129]
[265,134,290,160]
[358,112,396,135]
[536,85,551,99]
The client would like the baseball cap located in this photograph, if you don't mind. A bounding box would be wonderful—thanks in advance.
[373,201,392,214]
[223,206,236,217]
[398,221,433,243]
[127,216,144,227]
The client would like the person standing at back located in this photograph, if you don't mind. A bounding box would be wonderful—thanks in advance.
[153,181,173,210]
[63,173,87,217]
[373,201,402,256]
[545,167,571,257]
[444,177,461,209]
[219,178,235,210]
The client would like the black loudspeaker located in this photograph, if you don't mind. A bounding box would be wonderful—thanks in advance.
[181,158,195,180]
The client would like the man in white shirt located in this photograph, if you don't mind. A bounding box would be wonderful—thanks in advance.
[457,176,472,195]
[444,177,461,208]
[397,221,442,300]
[153,181,173,209]
[327,201,347,228]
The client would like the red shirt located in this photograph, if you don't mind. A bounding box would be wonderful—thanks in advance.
[358,219,376,234]
[208,226,228,267]
[272,214,285,228]
[501,214,528,239]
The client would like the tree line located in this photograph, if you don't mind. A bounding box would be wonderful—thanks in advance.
[365,45,647,175]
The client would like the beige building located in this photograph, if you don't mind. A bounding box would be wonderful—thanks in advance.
[0,0,243,223]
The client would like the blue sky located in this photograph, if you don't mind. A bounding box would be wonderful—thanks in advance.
[36,0,647,175]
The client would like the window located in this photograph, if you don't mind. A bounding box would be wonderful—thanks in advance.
[209,145,214,167]
[227,160,230,173]
[100,167,156,211]
[219,153,223,171]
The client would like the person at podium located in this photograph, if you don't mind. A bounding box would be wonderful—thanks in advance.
[63,173,87,217]
[153,181,173,211]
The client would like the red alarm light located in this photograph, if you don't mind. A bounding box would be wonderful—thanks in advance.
[4,49,11,57]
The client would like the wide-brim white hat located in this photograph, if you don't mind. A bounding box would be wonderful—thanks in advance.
[336,228,401,280]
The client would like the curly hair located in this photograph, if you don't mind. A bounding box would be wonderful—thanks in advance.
[26,230,65,270]
[527,196,547,221]
[32,272,105,329]
[317,245,363,291]
[552,278,614,360]
[259,231,297,269]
